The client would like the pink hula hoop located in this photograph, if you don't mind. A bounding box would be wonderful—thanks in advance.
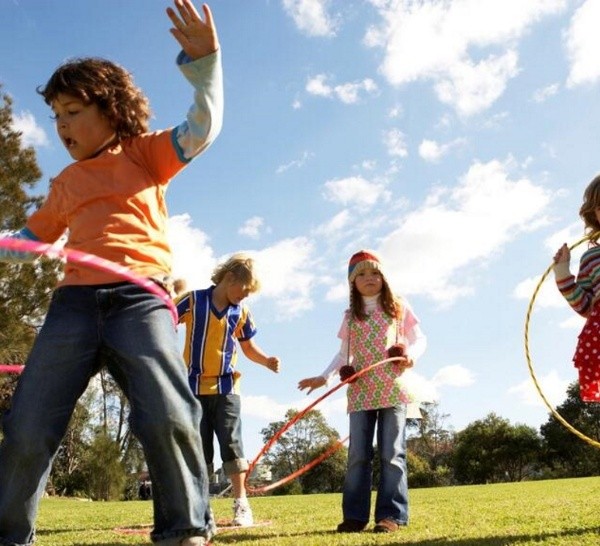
[0,365,25,375]
[0,237,177,324]
[245,356,404,494]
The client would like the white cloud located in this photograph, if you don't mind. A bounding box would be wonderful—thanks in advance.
[388,104,403,119]
[365,0,567,116]
[378,158,556,304]
[239,216,268,240]
[513,275,567,309]
[322,175,391,208]
[383,128,408,157]
[167,214,215,290]
[432,365,476,388]
[508,369,570,408]
[419,137,466,162]
[276,151,314,173]
[314,210,351,238]
[241,394,301,420]
[325,282,348,303]
[532,83,560,103]
[12,111,49,147]
[306,74,378,104]
[252,237,318,318]
[544,222,583,254]
[306,74,332,97]
[434,51,519,117]
[559,314,586,330]
[565,0,600,87]
[282,0,338,37]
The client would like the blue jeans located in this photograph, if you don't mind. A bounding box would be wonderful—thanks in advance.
[199,394,249,476]
[0,284,212,546]
[342,406,408,525]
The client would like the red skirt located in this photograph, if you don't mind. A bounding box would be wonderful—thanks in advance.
[574,303,600,402]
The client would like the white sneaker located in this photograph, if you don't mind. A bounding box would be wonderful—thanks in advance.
[180,537,208,546]
[207,507,217,536]
[232,498,254,526]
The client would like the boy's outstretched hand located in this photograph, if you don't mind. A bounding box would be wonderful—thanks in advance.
[167,0,219,60]
[266,357,281,374]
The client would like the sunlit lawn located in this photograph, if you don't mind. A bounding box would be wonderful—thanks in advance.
[34,476,600,545]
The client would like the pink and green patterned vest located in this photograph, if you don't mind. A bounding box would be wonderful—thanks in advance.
[346,307,413,413]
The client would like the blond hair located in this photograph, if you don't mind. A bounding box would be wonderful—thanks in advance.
[211,253,260,292]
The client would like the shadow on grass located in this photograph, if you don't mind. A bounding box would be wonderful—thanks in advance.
[210,524,600,545]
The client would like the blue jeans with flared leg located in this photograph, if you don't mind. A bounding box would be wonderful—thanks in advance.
[342,405,408,525]
[0,283,212,546]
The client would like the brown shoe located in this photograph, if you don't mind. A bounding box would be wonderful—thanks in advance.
[336,519,367,533]
[373,518,400,533]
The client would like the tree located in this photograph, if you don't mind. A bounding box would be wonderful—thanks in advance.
[81,430,127,501]
[301,441,348,494]
[260,409,345,494]
[0,86,61,409]
[452,413,541,484]
[409,402,454,466]
[47,392,94,496]
[540,381,600,477]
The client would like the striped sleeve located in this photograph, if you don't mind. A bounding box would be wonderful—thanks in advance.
[0,228,41,263]
[556,247,600,317]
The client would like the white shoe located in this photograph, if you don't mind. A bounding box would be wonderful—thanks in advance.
[207,507,217,536]
[232,498,254,526]
[180,537,208,546]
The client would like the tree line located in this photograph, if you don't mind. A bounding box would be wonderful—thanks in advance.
[255,391,600,496]
[2,86,600,500]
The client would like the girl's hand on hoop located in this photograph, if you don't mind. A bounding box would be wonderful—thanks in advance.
[553,243,570,264]
[394,356,414,370]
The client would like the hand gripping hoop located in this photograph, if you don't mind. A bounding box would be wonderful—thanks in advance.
[524,233,600,449]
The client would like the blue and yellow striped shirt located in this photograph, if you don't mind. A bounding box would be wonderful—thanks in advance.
[177,286,257,395]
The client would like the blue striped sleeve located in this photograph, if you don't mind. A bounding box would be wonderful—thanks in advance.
[0,228,40,263]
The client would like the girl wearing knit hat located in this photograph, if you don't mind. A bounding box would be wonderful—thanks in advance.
[298,250,426,534]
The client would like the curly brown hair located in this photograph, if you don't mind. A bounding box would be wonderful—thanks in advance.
[38,57,151,141]
[579,174,600,244]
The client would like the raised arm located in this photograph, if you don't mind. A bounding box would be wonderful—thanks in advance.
[554,243,597,317]
[168,1,224,160]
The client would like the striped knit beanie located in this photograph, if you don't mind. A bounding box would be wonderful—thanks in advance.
[347,250,384,284]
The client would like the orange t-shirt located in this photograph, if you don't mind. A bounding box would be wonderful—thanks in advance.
[27,129,185,286]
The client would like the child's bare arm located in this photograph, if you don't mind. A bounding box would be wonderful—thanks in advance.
[167,1,219,60]
[239,339,280,373]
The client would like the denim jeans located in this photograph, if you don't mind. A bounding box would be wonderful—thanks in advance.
[199,394,249,476]
[342,406,408,525]
[0,283,212,546]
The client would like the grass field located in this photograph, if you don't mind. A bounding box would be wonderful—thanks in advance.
[32,476,600,545]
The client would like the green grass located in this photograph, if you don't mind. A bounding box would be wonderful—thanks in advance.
[34,477,600,545]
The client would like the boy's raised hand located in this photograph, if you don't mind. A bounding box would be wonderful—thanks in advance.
[167,1,219,60]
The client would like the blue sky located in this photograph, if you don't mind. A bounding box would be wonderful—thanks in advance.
[3,0,600,464]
